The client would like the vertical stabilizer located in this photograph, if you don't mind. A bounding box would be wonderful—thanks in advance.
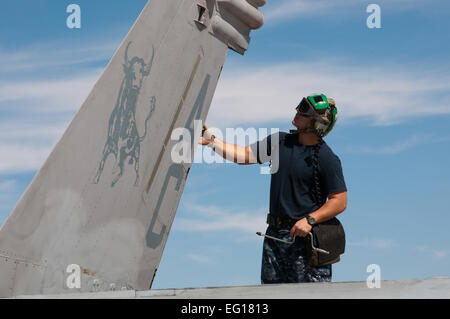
[0,0,266,297]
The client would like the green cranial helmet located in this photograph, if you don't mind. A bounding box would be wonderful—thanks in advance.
[297,93,338,137]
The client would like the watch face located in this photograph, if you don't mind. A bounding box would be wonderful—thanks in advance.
[307,216,315,225]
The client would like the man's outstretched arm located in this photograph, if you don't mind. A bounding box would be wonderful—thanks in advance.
[199,124,258,165]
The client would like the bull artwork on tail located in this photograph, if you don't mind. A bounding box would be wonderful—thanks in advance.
[94,42,156,187]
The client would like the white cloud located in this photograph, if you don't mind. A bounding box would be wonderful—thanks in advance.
[208,61,450,128]
[0,44,104,174]
[173,202,267,233]
[0,42,106,175]
[0,122,69,174]
[349,237,396,249]
[263,0,358,22]
[0,39,113,114]
[433,250,448,258]
[0,122,66,143]
[2,32,449,176]
[0,69,102,113]
[186,254,214,264]
[262,0,435,23]
[416,245,449,259]
[3,58,450,173]
[345,135,425,154]
[0,41,117,73]
[0,180,17,192]
[344,134,450,155]
[0,143,53,174]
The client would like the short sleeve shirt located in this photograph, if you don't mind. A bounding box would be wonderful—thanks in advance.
[255,132,347,220]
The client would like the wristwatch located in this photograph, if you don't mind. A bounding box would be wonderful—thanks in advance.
[306,215,316,226]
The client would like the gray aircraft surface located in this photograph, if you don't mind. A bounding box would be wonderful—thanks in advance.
[0,0,267,297]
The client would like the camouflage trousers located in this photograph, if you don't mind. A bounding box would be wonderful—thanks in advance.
[261,226,332,284]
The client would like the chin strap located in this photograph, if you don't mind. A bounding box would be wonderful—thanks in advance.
[294,121,318,135]
[297,127,317,134]
[295,119,330,138]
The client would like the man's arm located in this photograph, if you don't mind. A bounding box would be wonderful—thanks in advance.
[199,125,258,165]
[290,191,347,238]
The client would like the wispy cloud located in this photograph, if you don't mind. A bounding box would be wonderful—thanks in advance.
[263,0,359,22]
[0,41,117,74]
[0,180,19,218]
[3,58,450,174]
[345,135,425,154]
[416,246,449,259]
[0,69,102,113]
[186,254,214,264]
[0,143,53,174]
[173,202,267,233]
[209,60,450,128]
[0,180,17,192]
[349,237,396,249]
[0,122,68,174]
[0,122,66,143]
[345,134,450,155]
[433,250,448,258]
[2,31,450,176]
[0,41,108,175]
[262,0,439,23]
[0,38,114,113]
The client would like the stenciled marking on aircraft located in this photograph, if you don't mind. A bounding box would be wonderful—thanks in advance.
[93,42,156,187]
[145,55,202,195]
[146,74,211,249]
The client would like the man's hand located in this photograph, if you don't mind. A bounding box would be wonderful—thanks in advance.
[199,124,214,146]
[290,218,312,238]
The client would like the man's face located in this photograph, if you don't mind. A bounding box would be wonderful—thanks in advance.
[292,109,313,130]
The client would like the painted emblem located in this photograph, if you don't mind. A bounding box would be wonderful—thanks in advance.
[94,42,156,187]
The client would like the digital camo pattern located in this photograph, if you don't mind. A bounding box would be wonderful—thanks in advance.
[94,42,156,187]
[261,226,332,284]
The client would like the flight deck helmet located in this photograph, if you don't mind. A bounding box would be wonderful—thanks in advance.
[296,93,338,137]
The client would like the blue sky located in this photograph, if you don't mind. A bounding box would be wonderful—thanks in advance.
[1,0,450,289]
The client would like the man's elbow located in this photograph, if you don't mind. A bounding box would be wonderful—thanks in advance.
[340,195,348,214]
[330,191,347,214]
[340,200,347,214]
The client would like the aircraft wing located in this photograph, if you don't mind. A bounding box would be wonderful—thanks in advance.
[0,0,266,297]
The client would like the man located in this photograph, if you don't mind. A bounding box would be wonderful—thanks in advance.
[199,94,347,284]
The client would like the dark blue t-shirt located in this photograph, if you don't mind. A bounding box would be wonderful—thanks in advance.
[256,132,347,220]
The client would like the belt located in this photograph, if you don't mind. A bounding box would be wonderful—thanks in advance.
[266,214,299,230]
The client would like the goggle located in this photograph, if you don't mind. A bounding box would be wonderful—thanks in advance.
[296,98,327,123]
[296,98,317,118]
